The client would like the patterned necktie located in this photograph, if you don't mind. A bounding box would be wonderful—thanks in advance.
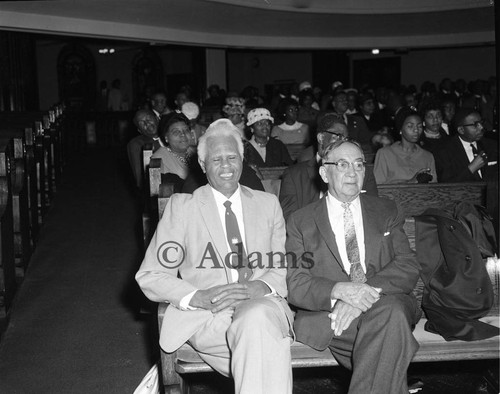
[470,143,479,157]
[341,202,367,283]
[223,201,252,283]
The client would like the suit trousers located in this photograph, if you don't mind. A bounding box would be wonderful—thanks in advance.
[188,296,293,394]
[328,294,419,394]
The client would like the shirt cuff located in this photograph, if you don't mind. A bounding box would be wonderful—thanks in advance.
[257,279,277,296]
[179,290,198,310]
[331,298,337,309]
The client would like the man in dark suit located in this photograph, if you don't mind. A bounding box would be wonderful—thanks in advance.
[136,119,293,394]
[126,109,163,189]
[434,108,498,183]
[434,108,498,223]
[280,117,377,221]
[286,140,420,393]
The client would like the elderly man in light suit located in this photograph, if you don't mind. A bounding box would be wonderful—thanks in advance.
[286,139,420,393]
[136,119,293,394]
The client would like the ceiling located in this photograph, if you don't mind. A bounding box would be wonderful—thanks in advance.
[0,0,495,49]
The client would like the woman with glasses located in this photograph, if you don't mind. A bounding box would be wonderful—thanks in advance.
[374,107,437,184]
[151,112,195,190]
[271,97,310,145]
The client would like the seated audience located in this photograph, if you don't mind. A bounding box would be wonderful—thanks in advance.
[181,102,206,146]
[419,100,450,154]
[150,91,171,120]
[286,139,421,394]
[222,96,246,139]
[434,108,499,226]
[280,115,378,221]
[357,92,388,133]
[440,94,457,135]
[345,89,358,115]
[374,107,437,184]
[151,112,195,190]
[434,108,498,183]
[245,108,293,168]
[297,88,319,133]
[271,98,310,145]
[127,109,162,189]
[329,90,374,155]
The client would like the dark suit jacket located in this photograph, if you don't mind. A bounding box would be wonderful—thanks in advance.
[127,134,157,188]
[279,156,378,221]
[286,195,420,350]
[245,137,293,167]
[434,135,498,183]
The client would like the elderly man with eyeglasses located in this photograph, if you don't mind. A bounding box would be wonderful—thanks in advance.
[279,115,377,221]
[286,139,421,393]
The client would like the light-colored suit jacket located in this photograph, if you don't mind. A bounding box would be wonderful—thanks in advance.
[286,194,420,350]
[136,184,290,352]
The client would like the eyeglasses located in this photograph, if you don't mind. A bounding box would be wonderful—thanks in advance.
[323,160,366,172]
[462,120,484,128]
[324,131,347,140]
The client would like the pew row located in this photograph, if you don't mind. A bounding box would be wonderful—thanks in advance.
[154,180,498,393]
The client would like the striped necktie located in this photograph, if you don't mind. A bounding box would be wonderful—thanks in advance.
[342,202,366,283]
[224,201,252,283]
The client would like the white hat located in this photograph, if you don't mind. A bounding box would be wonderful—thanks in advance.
[181,102,199,120]
[332,81,343,90]
[299,81,312,92]
[246,108,274,126]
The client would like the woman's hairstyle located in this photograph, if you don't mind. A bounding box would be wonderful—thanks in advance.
[394,106,419,132]
[158,111,190,138]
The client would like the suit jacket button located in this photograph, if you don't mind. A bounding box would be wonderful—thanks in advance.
[476,287,483,294]
[465,255,471,261]
[449,225,455,231]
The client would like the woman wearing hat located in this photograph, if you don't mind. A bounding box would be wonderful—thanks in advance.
[151,112,196,189]
[245,108,293,168]
[374,107,436,184]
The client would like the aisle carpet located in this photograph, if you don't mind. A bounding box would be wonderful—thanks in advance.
[0,147,157,393]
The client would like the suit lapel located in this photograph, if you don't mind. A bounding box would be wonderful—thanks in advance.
[313,199,344,272]
[455,136,482,180]
[197,185,232,282]
[306,157,321,201]
[360,196,380,274]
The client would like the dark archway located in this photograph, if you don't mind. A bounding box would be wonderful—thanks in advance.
[57,43,96,110]
[132,48,164,109]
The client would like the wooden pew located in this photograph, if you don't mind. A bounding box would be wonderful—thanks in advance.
[0,139,16,318]
[258,166,288,197]
[155,181,499,394]
[0,131,32,274]
[285,143,308,162]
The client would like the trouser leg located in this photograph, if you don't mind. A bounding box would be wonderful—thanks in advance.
[329,294,419,394]
[188,296,293,394]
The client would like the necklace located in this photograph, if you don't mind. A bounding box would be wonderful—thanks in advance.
[167,146,190,166]
[255,137,269,147]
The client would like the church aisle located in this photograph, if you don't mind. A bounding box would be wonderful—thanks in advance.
[0,147,158,393]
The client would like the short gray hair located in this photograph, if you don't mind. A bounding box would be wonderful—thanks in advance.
[321,139,364,165]
[197,119,244,162]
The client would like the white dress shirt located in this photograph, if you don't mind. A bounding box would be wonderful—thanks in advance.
[325,193,366,275]
[459,137,482,178]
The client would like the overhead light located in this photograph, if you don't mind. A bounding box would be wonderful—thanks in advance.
[371,49,380,55]
[109,48,115,54]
